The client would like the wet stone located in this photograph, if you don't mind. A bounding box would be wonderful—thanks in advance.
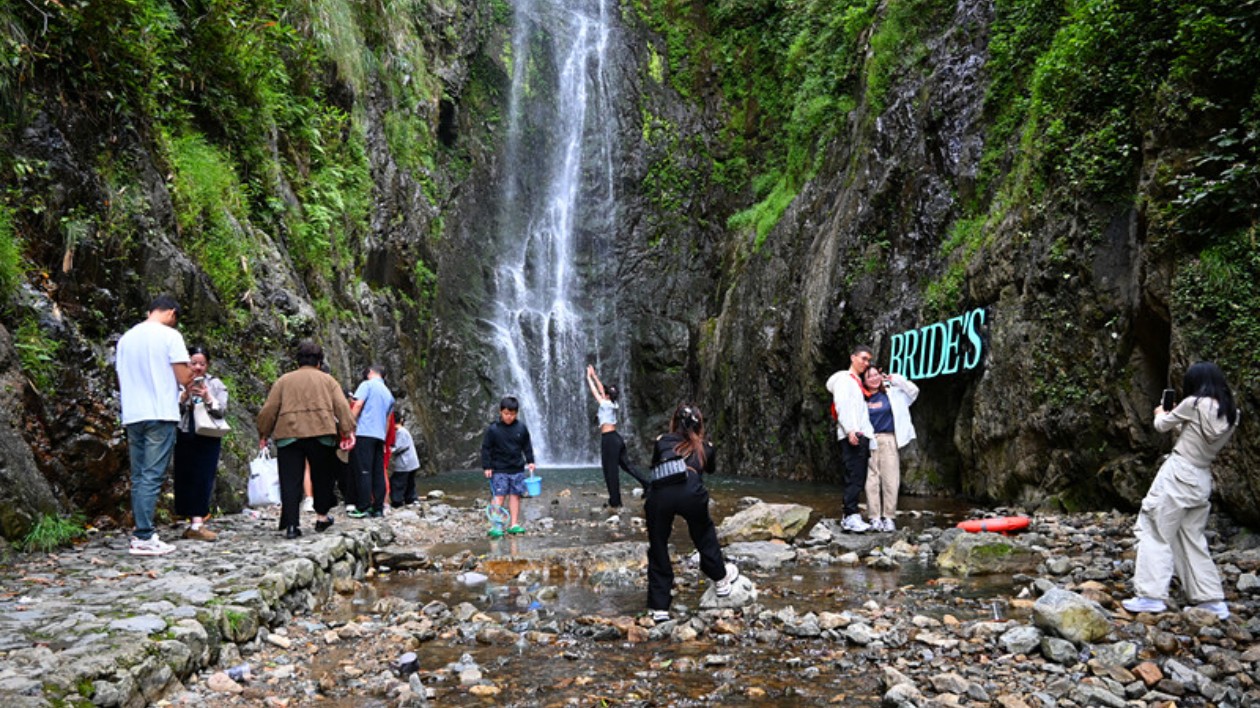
[108,614,168,635]
[1041,636,1079,665]
[999,625,1042,655]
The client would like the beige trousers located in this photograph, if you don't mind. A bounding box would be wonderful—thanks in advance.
[1133,453,1224,603]
[865,433,900,520]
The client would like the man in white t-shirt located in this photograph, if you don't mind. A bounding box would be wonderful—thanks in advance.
[116,295,192,555]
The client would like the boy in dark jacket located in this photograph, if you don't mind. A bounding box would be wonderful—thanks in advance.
[480,396,535,537]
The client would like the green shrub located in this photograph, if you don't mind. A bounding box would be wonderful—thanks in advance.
[167,131,256,303]
[20,514,86,553]
[14,315,60,394]
[0,203,23,296]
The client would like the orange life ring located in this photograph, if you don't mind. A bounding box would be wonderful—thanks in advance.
[956,516,1031,534]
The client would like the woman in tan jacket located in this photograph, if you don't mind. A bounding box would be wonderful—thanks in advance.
[257,340,356,538]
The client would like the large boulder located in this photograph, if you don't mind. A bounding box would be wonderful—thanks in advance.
[1033,588,1112,644]
[936,531,1041,576]
[715,502,812,542]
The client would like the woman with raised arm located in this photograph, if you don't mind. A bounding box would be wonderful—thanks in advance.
[586,364,645,508]
[1123,362,1239,620]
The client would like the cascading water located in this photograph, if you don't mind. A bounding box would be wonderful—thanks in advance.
[485,0,624,464]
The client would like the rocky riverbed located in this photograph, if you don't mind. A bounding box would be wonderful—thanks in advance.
[4,487,1260,707]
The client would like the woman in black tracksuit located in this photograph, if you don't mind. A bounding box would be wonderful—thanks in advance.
[644,402,738,621]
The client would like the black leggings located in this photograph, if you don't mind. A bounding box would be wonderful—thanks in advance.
[601,430,643,507]
[645,477,726,611]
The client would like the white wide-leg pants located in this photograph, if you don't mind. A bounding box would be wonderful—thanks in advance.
[1133,453,1224,603]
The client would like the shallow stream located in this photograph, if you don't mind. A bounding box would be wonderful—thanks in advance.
[317,468,1025,705]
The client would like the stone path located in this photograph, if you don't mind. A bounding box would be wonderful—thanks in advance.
[0,508,390,707]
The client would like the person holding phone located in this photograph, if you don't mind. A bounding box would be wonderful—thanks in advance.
[861,365,919,532]
[1123,362,1240,619]
[173,346,229,541]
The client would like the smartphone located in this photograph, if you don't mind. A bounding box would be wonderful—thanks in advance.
[1161,388,1176,411]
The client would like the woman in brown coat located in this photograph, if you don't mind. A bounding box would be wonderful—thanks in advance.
[257,340,356,538]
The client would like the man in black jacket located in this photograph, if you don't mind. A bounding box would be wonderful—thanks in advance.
[480,396,536,537]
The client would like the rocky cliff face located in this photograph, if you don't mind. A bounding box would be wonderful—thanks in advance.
[1,0,1257,540]
[615,0,1260,524]
[0,0,503,537]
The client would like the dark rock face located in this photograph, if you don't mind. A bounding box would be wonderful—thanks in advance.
[609,0,1259,526]
[1,0,1257,537]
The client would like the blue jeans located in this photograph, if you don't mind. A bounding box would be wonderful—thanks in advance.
[127,421,177,540]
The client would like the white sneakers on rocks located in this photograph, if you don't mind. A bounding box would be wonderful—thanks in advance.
[1195,601,1230,620]
[841,514,871,533]
[1122,597,1167,614]
[714,563,740,597]
[129,534,176,556]
[869,517,896,532]
[650,609,670,623]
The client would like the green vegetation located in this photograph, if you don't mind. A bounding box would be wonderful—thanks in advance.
[167,131,256,304]
[864,0,955,115]
[20,513,86,553]
[223,608,250,636]
[0,0,490,403]
[14,315,61,394]
[634,0,884,246]
[0,204,22,297]
[971,542,1014,560]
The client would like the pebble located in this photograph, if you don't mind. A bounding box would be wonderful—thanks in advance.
[206,672,243,694]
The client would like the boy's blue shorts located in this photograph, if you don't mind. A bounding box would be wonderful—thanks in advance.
[490,471,527,497]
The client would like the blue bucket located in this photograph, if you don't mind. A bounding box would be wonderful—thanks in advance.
[524,475,542,497]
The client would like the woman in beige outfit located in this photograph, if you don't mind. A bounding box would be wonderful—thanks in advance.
[1123,362,1238,620]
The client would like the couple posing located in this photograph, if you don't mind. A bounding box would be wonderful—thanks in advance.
[826,344,920,533]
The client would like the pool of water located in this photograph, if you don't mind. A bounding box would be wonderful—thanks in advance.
[321,468,1025,705]
[365,467,1007,618]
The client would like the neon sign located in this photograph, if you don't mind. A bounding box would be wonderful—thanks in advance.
[888,308,986,380]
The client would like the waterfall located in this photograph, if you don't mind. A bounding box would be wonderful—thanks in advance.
[486,0,623,464]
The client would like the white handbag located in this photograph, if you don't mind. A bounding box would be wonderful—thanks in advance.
[247,449,281,507]
[193,401,231,438]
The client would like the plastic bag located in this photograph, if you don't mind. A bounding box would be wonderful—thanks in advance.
[247,449,281,507]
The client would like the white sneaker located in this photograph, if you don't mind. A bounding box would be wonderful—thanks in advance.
[129,534,176,556]
[650,609,670,623]
[883,517,896,532]
[868,517,884,532]
[301,497,315,513]
[841,514,871,533]
[1195,601,1230,620]
[714,563,740,597]
[1122,597,1167,614]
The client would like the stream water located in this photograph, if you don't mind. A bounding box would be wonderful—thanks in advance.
[311,469,1026,705]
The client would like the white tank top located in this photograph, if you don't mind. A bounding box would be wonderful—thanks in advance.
[598,400,618,426]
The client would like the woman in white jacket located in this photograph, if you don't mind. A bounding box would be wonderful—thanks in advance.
[862,366,919,532]
[1123,362,1238,620]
